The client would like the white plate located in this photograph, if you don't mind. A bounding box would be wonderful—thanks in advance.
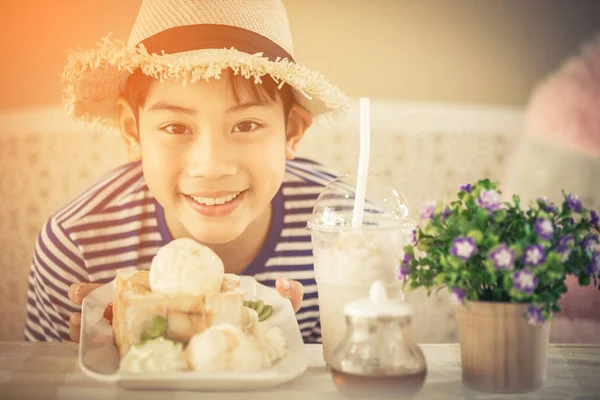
[78,275,308,391]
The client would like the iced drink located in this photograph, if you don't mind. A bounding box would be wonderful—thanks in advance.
[311,225,406,364]
[307,173,412,364]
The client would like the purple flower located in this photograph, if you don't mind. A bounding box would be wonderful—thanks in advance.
[567,194,583,213]
[450,287,466,304]
[582,234,598,253]
[587,250,600,276]
[556,247,572,262]
[526,305,545,325]
[460,184,472,194]
[477,190,501,212]
[512,269,538,295]
[557,235,574,248]
[396,266,410,282]
[538,196,555,212]
[556,235,574,262]
[420,201,436,220]
[591,210,600,230]
[441,207,452,220]
[523,244,545,266]
[489,244,515,270]
[411,228,418,245]
[451,237,478,261]
[534,218,554,241]
[397,253,413,282]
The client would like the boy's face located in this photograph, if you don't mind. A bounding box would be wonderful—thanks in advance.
[128,75,303,244]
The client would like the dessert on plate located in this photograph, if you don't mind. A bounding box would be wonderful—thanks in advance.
[105,238,286,373]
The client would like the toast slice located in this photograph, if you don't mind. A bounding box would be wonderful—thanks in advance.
[113,268,245,358]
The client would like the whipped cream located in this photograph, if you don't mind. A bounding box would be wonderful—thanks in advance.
[254,325,287,366]
[149,238,224,295]
[241,307,259,334]
[119,337,187,373]
[186,324,265,372]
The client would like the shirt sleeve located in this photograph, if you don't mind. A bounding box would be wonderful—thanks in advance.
[304,320,322,344]
[24,217,88,342]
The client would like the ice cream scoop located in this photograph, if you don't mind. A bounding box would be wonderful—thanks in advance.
[149,238,225,296]
[186,324,265,372]
[255,325,287,365]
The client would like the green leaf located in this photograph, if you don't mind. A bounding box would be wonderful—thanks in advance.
[434,273,447,285]
[502,273,513,292]
[578,274,591,286]
[448,255,464,269]
[424,224,441,235]
[467,230,484,245]
[493,210,506,223]
[439,254,450,269]
[480,179,492,190]
[509,243,524,259]
[512,194,521,208]
[476,208,490,226]
[552,304,561,313]
[483,234,500,249]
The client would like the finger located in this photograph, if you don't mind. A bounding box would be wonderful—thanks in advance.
[276,278,304,313]
[69,313,81,343]
[68,283,103,304]
[68,284,79,303]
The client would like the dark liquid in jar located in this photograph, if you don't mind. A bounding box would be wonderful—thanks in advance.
[331,368,427,399]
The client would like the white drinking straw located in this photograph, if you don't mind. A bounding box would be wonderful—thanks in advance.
[352,98,371,228]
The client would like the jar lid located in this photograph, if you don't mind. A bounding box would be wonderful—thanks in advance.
[344,281,412,318]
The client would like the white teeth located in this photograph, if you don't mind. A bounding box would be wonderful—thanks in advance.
[190,192,241,206]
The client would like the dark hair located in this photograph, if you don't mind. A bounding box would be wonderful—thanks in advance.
[123,69,295,126]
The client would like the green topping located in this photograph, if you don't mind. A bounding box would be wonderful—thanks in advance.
[140,316,168,343]
[258,305,273,322]
[254,300,265,315]
[243,299,274,321]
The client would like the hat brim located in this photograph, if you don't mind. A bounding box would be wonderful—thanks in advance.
[62,36,349,128]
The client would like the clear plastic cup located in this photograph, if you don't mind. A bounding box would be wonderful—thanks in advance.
[307,173,413,364]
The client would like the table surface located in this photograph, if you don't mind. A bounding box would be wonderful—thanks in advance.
[1,341,599,400]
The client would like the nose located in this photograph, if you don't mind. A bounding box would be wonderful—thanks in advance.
[185,131,238,179]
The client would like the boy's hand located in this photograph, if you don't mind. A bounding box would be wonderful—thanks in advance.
[67,282,103,342]
[275,278,304,313]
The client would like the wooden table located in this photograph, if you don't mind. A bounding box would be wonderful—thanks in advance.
[1,341,599,399]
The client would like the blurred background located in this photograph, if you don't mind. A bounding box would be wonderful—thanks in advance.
[1,0,600,108]
[1,0,599,342]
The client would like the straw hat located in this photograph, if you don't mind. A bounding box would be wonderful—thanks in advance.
[62,0,349,128]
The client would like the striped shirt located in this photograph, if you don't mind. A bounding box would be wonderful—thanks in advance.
[25,158,336,343]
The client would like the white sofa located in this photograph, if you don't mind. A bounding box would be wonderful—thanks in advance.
[0,101,524,341]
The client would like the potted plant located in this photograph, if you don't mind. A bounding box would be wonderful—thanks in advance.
[398,179,599,393]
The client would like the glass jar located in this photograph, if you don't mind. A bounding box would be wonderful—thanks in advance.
[329,281,427,399]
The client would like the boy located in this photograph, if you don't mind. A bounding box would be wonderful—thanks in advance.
[25,0,348,344]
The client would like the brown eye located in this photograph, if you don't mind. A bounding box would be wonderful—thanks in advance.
[163,124,191,135]
[233,121,260,133]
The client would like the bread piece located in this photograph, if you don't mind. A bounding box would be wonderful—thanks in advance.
[221,274,241,292]
[165,294,207,343]
[205,291,244,327]
[113,269,246,356]
[113,269,168,358]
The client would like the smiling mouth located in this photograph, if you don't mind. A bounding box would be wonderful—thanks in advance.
[183,190,247,218]
[187,191,243,206]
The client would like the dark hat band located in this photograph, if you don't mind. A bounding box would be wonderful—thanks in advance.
[139,24,295,63]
